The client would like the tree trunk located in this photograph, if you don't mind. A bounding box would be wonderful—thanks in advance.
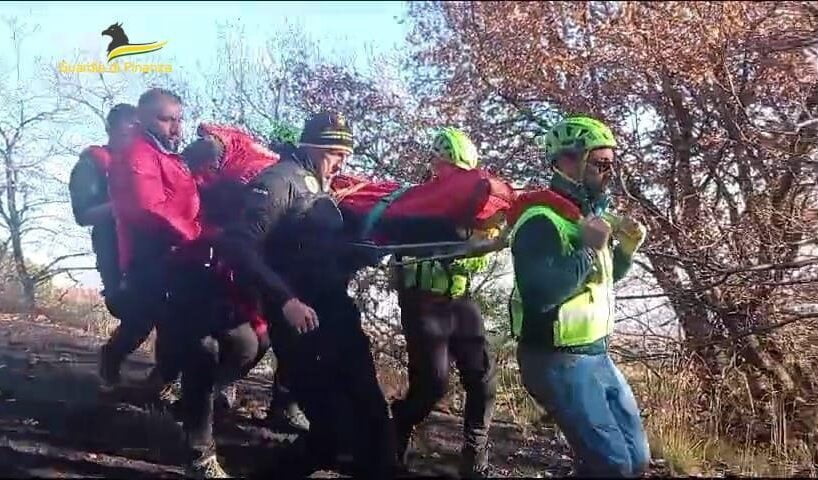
[711,307,818,449]
[648,254,728,367]
[3,154,35,312]
[9,225,34,312]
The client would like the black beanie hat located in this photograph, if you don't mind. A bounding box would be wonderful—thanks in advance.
[298,111,353,154]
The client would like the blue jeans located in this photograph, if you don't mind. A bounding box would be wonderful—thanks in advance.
[517,346,650,477]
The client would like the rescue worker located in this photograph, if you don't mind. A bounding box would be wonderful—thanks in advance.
[109,88,260,477]
[68,103,146,390]
[215,112,396,478]
[390,127,497,478]
[183,124,310,433]
[509,116,650,477]
[106,90,192,400]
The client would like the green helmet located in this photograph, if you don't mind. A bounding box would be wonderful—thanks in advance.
[432,127,479,170]
[269,121,301,145]
[540,116,617,163]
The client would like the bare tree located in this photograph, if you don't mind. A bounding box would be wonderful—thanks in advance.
[0,18,104,311]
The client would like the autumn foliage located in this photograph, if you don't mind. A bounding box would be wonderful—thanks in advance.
[405,1,818,456]
[30,2,818,468]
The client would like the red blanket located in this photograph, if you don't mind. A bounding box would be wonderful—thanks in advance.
[331,168,516,237]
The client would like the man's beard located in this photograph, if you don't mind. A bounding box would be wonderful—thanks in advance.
[148,128,180,153]
[162,136,181,153]
[583,177,608,202]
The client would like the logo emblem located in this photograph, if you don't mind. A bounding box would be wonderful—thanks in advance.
[102,23,167,63]
[304,175,320,193]
[335,113,346,128]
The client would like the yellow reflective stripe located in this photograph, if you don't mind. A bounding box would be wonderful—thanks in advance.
[429,262,449,295]
[401,259,470,297]
[449,274,468,297]
[553,247,615,347]
[403,263,419,288]
[298,142,353,153]
[319,131,353,138]
[420,262,434,290]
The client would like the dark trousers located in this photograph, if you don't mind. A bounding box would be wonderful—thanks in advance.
[128,259,261,461]
[391,290,497,452]
[100,270,178,383]
[181,322,262,458]
[268,349,299,411]
[233,329,270,383]
[269,290,396,478]
[230,333,299,410]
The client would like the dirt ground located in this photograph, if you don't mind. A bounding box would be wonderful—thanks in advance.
[0,314,584,478]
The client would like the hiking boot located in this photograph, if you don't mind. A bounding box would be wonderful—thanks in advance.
[267,401,310,433]
[458,445,491,479]
[186,454,230,479]
[214,383,237,412]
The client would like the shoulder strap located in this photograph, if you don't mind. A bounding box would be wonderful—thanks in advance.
[360,185,412,239]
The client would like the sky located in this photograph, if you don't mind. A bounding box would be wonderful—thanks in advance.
[1,1,410,289]
[4,1,408,70]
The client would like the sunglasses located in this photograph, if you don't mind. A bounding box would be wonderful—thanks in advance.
[587,159,614,174]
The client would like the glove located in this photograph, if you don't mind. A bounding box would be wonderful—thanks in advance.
[615,217,647,256]
[471,227,501,241]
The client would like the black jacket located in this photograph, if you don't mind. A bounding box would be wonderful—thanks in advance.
[216,150,372,316]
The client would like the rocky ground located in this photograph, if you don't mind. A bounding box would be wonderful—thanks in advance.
[0,314,659,478]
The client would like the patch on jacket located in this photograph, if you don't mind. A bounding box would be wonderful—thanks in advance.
[304,175,320,193]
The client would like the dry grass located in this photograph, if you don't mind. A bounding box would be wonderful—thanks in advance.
[41,297,117,338]
[438,334,818,477]
[625,359,818,477]
[492,337,543,430]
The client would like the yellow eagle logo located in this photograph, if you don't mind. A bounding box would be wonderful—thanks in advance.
[102,23,167,63]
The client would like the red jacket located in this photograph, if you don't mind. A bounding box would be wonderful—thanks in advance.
[108,130,202,270]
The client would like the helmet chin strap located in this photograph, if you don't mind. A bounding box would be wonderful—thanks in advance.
[553,166,583,187]
[553,152,606,211]
[553,149,590,188]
